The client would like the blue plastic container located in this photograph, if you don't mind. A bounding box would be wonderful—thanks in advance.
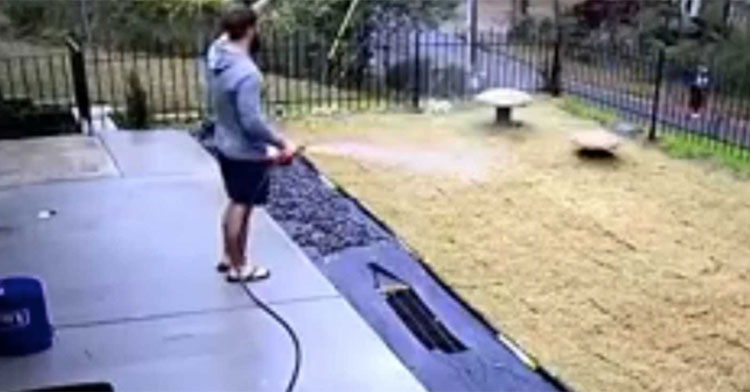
[0,277,53,356]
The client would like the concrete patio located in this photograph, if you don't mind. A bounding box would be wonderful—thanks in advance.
[0,131,426,391]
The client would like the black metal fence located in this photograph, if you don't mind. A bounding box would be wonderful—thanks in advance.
[1,28,750,158]
[1,30,552,131]
[255,30,550,115]
[562,44,661,127]
[0,41,82,138]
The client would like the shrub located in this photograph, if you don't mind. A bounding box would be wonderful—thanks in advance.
[266,0,459,44]
[384,57,431,94]
[0,0,225,48]
[124,70,150,129]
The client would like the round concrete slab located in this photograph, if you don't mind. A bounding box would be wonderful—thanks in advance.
[475,88,533,107]
[571,130,622,152]
[475,89,533,125]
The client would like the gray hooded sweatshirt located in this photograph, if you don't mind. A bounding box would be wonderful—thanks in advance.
[208,41,284,161]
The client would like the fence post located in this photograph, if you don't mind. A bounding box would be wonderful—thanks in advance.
[412,30,421,111]
[548,28,562,96]
[649,48,665,141]
[66,35,92,135]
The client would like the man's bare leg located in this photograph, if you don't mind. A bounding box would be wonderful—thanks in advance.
[221,204,232,265]
[223,201,251,269]
[238,205,253,266]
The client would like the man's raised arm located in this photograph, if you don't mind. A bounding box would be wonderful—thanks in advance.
[245,0,272,14]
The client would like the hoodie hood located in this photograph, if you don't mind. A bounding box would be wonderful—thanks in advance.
[207,34,262,75]
[206,35,227,70]
[208,38,259,88]
[207,34,233,74]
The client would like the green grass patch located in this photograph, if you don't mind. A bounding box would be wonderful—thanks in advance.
[559,96,750,176]
[660,133,750,177]
[558,96,619,126]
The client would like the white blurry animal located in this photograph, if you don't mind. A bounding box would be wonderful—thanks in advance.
[424,99,452,114]
[311,106,339,116]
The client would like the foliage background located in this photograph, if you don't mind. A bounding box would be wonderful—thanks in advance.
[0,0,460,50]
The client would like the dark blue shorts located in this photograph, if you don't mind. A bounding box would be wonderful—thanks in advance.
[217,154,271,206]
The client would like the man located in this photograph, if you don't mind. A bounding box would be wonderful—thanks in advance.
[210,4,295,282]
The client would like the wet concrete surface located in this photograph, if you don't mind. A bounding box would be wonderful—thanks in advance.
[0,131,425,392]
[0,135,118,188]
[98,130,217,178]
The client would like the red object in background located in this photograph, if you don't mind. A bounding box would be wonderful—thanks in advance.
[689,85,704,115]
[572,0,642,29]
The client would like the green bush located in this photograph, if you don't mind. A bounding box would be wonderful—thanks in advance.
[0,0,75,41]
[266,0,459,43]
[0,0,225,48]
[124,70,150,129]
[97,0,225,49]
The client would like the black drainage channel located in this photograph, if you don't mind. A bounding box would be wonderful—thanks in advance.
[267,158,570,392]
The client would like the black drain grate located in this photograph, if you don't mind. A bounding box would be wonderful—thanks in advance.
[370,263,467,354]
[386,288,467,354]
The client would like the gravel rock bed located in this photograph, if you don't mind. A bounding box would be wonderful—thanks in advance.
[267,160,392,261]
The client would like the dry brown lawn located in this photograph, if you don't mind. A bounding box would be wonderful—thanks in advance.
[283,98,750,392]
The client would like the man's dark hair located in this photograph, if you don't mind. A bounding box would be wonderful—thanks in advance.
[221,4,258,41]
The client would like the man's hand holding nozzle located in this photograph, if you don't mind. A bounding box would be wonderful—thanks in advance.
[278,141,296,166]
[269,140,302,166]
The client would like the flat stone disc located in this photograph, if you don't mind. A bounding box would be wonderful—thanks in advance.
[475,88,533,107]
[571,130,622,151]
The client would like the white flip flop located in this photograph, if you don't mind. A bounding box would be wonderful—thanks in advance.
[226,264,271,283]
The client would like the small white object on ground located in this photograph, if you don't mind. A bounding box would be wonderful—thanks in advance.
[37,209,56,220]
[571,130,622,152]
[424,99,452,114]
[475,88,533,124]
